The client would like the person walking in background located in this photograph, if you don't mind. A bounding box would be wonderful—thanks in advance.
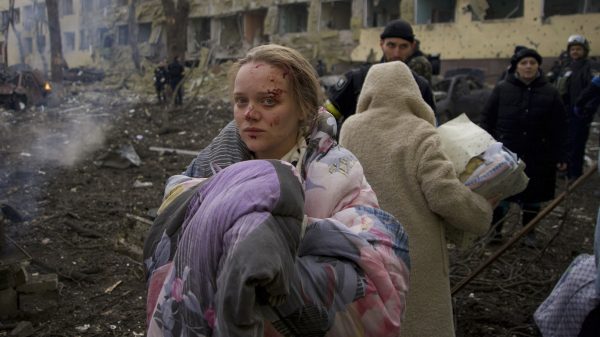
[168,56,185,106]
[153,59,168,104]
[555,35,600,180]
[339,61,493,337]
[324,19,436,126]
[480,48,567,247]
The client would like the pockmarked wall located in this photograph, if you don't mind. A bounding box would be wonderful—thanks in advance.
[352,0,600,62]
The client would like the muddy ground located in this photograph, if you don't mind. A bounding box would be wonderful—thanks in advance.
[0,82,598,337]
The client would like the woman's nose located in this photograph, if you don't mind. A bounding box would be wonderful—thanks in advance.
[244,104,258,120]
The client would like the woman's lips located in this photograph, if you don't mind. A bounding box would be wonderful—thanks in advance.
[243,127,265,136]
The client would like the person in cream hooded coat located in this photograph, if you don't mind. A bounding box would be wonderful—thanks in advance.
[339,61,493,337]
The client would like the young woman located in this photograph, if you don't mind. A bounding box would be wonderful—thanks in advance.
[480,48,567,246]
[143,44,410,337]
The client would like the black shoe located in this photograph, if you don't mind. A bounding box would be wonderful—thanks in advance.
[489,232,503,244]
[523,233,538,248]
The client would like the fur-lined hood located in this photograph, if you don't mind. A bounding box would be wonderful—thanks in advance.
[355,61,436,126]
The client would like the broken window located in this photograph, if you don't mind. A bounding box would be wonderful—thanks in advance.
[543,0,600,16]
[219,15,242,46]
[36,35,46,52]
[190,17,211,49]
[469,0,523,20]
[64,31,75,51]
[98,27,113,47]
[278,3,308,33]
[61,0,74,16]
[365,0,400,27]
[243,9,267,45]
[415,0,455,24]
[117,24,129,45]
[24,37,33,56]
[321,0,351,30]
[98,0,112,10]
[34,3,46,19]
[138,22,152,43]
[23,5,33,31]
[82,0,94,12]
[80,29,90,50]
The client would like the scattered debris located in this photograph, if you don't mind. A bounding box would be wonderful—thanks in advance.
[104,280,122,294]
[149,146,199,156]
[94,143,142,169]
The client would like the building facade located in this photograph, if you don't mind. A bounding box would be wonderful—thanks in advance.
[1,0,599,79]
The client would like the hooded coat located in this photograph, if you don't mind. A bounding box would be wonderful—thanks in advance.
[339,61,493,337]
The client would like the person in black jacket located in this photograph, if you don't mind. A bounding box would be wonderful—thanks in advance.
[168,56,185,106]
[153,59,168,104]
[324,19,436,130]
[480,48,568,247]
[555,35,600,179]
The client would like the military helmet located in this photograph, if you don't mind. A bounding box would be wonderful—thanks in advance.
[567,34,590,55]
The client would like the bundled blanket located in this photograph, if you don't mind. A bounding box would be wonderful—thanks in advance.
[144,111,410,337]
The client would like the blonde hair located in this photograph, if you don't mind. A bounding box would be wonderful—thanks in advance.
[228,44,322,135]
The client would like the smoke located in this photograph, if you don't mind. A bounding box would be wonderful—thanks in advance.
[31,115,107,167]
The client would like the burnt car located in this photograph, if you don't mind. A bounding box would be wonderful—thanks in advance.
[433,68,492,125]
[0,68,51,110]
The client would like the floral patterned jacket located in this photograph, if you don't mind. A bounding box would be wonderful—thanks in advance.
[143,110,410,337]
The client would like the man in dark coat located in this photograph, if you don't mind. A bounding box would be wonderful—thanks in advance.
[168,56,185,106]
[325,19,436,128]
[555,35,600,179]
[480,48,567,246]
[153,59,168,104]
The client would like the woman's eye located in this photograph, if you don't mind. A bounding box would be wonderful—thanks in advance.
[262,97,276,106]
[234,97,248,106]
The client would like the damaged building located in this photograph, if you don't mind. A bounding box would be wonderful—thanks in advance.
[1,0,599,80]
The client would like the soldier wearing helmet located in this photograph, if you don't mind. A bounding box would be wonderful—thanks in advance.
[556,34,600,179]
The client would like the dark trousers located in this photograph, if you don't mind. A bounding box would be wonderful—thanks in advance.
[567,113,593,179]
[492,200,541,234]
[171,80,183,105]
[578,304,600,337]
[156,85,165,103]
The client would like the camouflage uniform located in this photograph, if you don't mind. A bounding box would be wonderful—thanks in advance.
[407,54,433,84]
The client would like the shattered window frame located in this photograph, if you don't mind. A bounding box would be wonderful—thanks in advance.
[190,17,211,50]
[80,29,90,50]
[24,37,33,56]
[415,0,456,24]
[364,0,400,28]
[137,22,152,43]
[82,0,95,12]
[278,3,309,34]
[34,3,46,19]
[470,0,524,21]
[320,0,352,30]
[64,31,76,52]
[543,0,600,17]
[61,0,74,16]
[23,5,33,31]
[36,34,46,52]
[117,24,129,45]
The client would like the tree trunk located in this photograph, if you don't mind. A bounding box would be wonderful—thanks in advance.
[3,0,26,66]
[128,0,141,72]
[46,0,63,83]
[160,0,190,60]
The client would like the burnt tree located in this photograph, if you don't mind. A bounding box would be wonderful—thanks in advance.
[160,0,190,61]
[46,0,63,83]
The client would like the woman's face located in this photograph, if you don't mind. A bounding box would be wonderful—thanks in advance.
[516,57,539,81]
[233,61,303,159]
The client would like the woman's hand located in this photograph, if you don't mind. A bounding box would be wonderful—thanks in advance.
[556,162,567,171]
